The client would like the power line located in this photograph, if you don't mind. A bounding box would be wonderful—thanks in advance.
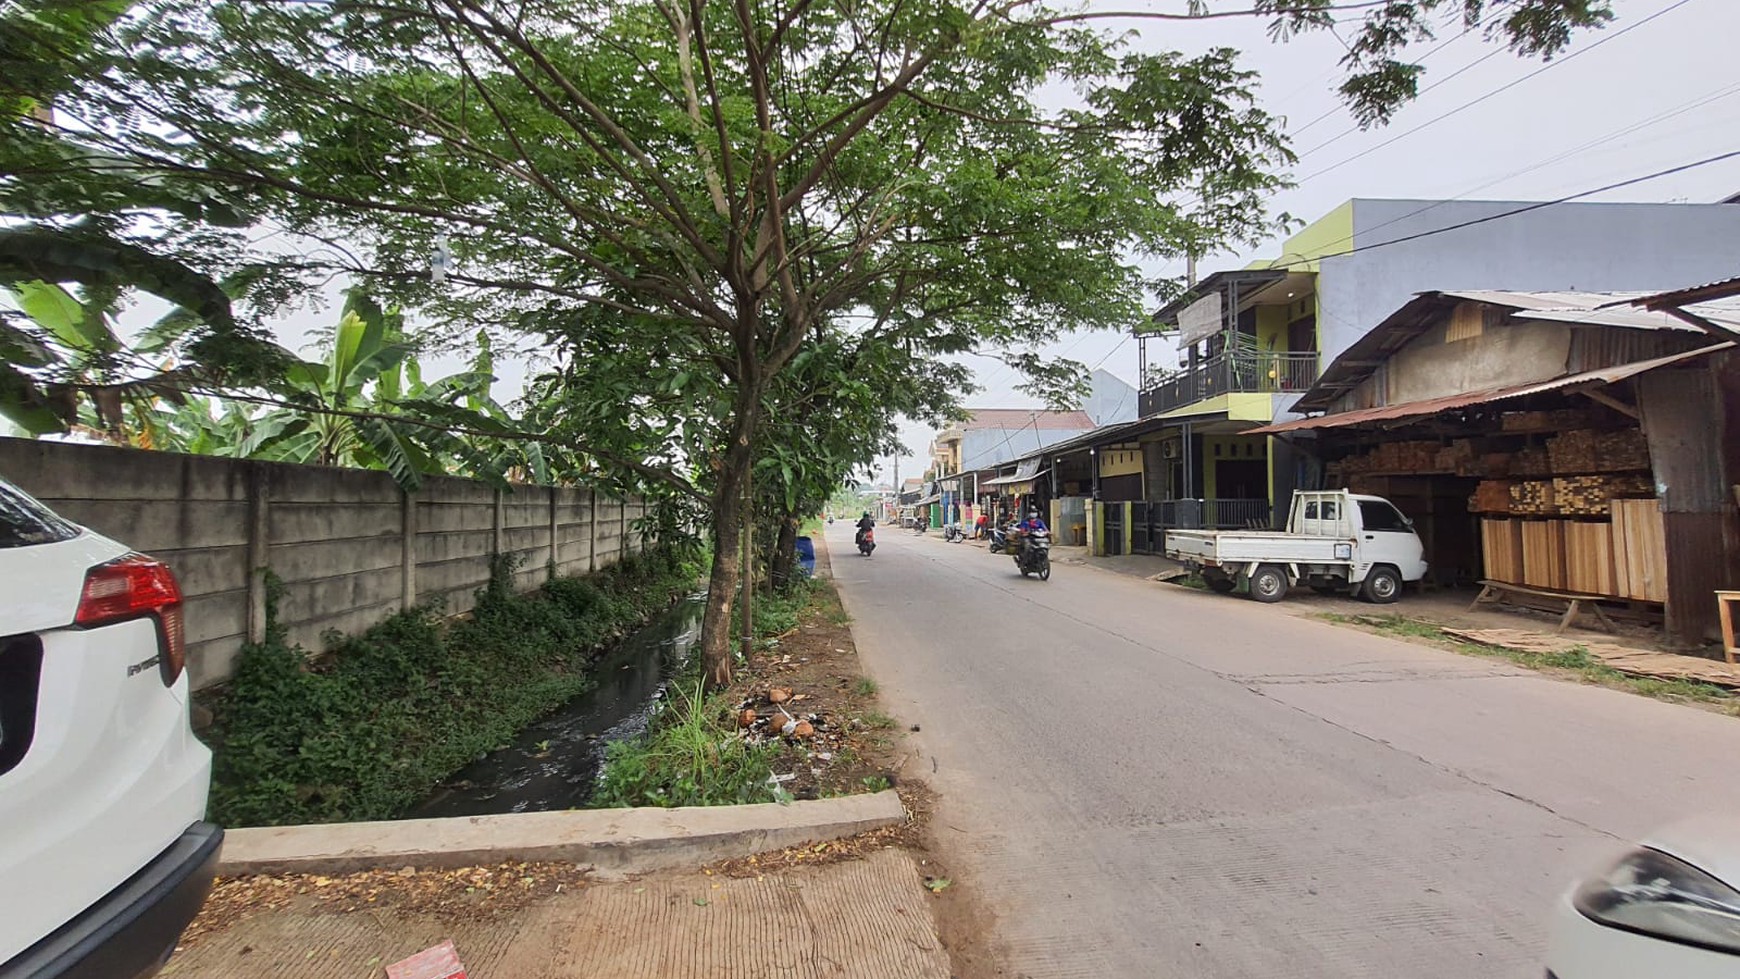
[1264,147,1740,273]
[1324,79,1740,250]
[1295,0,1699,183]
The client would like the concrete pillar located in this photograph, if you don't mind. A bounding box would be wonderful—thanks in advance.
[587,488,598,573]
[400,489,417,610]
[548,488,561,579]
[245,464,271,643]
[492,488,505,556]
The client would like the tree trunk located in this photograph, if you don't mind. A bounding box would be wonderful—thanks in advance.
[770,512,798,590]
[699,394,758,689]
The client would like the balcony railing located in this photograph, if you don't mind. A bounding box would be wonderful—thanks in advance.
[1139,351,1319,417]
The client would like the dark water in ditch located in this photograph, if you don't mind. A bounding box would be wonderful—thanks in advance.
[410,594,706,818]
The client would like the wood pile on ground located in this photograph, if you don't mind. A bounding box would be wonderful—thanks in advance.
[1442,627,1740,690]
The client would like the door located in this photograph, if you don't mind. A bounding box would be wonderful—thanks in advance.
[1355,499,1426,579]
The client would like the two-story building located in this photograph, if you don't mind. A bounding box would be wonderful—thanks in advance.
[1125,197,1740,547]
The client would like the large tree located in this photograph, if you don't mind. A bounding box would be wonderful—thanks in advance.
[9,0,1613,684]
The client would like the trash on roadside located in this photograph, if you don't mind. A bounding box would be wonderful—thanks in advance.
[791,720,814,738]
[768,687,793,704]
[923,877,952,894]
[386,940,467,979]
[737,708,758,728]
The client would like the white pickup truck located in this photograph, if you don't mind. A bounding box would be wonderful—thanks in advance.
[1165,490,1428,604]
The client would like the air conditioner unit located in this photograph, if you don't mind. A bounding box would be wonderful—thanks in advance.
[1160,441,1179,459]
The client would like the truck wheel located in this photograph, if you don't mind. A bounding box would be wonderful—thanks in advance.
[1248,564,1289,603]
[1204,572,1237,594]
[1362,565,1402,604]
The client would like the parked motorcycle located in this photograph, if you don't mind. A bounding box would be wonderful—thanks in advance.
[1014,529,1051,581]
[944,523,965,543]
[988,524,1011,554]
[858,525,876,556]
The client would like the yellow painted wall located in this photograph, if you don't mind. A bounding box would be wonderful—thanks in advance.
[1251,201,1354,272]
[1098,447,1143,478]
[1255,305,1288,351]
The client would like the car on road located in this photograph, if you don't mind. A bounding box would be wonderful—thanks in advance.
[0,478,221,979]
[1165,489,1428,603]
[1547,816,1740,978]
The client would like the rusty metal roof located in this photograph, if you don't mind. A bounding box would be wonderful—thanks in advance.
[1249,342,1733,435]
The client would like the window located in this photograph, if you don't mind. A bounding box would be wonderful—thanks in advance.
[1321,501,1338,521]
[1359,500,1410,532]
[1303,501,1319,520]
[0,480,79,548]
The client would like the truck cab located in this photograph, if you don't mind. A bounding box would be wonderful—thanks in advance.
[1165,490,1427,604]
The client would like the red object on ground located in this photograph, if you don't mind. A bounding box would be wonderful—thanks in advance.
[386,940,467,979]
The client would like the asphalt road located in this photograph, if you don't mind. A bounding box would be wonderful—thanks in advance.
[827,522,1740,978]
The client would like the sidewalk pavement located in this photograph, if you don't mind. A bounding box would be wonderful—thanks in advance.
[167,848,951,979]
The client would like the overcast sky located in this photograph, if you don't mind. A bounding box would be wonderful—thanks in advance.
[869,0,1740,486]
[193,0,1740,488]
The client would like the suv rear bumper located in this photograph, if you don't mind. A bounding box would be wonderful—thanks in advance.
[0,822,222,979]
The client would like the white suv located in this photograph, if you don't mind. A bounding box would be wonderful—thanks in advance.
[0,478,220,979]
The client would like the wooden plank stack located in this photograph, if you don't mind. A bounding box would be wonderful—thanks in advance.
[1501,408,1595,433]
[1546,429,1651,473]
[1509,480,1557,515]
[1563,521,1617,597]
[1551,474,1654,516]
[1480,518,1524,584]
[1611,499,1667,603]
[1509,447,1551,477]
[1470,480,1514,514]
[1520,520,1568,591]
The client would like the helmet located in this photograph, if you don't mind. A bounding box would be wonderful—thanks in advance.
[862,511,870,518]
[1028,510,1039,518]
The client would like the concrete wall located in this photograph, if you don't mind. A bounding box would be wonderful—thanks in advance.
[0,438,650,690]
[1316,199,1740,369]
[959,426,1095,471]
[1382,318,1573,405]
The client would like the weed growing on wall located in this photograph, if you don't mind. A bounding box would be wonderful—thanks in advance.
[206,545,703,827]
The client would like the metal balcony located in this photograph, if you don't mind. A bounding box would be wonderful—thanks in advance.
[1138,351,1320,417]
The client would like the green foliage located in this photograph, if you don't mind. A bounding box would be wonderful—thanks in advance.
[593,681,779,809]
[205,544,701,827]
[853,676,879,697]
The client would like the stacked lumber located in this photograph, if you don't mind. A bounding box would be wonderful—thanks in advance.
[1611,499,1667,603]
[1481,452,1513,477]
[1480,518,1524,584]
[1510,447,1551,477]
[1563,521,1617,597]
[1509,480,1557,515]
[1547,429,1651,473]
[1501,408,1595,433]
[1551,474,1655,516]
[1469,480,1514,514]
[1433,439,1480,476]
[1520,520,1568,591]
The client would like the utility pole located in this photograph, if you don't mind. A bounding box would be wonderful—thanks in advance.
[891,453,899,523]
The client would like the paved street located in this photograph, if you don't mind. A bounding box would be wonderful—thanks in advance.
[828,522,1740,978]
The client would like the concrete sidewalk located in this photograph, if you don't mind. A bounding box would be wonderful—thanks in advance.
[167,848,951,979]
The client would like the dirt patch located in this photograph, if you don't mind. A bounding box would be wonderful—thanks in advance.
[180,861,591,949]
[722,544,909,802]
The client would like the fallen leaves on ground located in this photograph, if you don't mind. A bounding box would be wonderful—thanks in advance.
[180,861,590,947]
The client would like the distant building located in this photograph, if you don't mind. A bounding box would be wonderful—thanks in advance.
[1082,369,1137,426]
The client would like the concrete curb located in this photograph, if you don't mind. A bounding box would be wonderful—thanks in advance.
[217,790,906,877]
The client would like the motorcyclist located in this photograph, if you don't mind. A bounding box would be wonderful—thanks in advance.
[1013,509,1048,561]
[855,511,875,546]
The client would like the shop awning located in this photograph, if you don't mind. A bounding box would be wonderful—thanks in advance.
[913,494,941,506]
[1248,342,1732,435]
[981,467,1049,489]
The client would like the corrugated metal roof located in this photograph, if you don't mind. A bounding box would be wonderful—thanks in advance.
[1623,275,1740,311]
[1249,342,1732,435]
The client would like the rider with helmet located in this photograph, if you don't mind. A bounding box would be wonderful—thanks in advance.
[855,510,876,547]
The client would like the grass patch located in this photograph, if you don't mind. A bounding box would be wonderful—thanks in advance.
[594,681,779,808]
[853,676,879,696]
[1317,612,1740,711]
[205,545,704,827]
[862,709,898,730]
[594,576,829,809]
[1171,573,1208,590]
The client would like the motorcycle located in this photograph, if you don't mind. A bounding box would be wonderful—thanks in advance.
[857,525,876,556]
[1013,529,1051,581]
[988,524,1011,554]
[943,523,965,543]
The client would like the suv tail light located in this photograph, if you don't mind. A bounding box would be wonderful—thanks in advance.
[75,554,187,686]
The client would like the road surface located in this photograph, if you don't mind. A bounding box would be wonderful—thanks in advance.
[828,522,1740,978]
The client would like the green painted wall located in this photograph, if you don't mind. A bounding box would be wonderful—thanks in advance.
[1250,201,1355,272]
